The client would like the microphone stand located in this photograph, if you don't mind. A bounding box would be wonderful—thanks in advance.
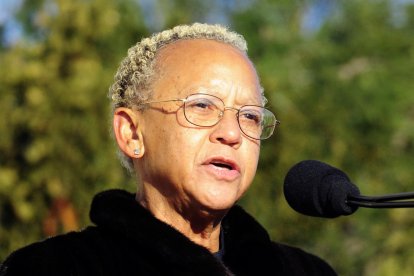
[347,192,414,208]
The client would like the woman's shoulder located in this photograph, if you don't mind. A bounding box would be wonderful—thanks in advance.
[0,226,109,276]
[271,242,337,276]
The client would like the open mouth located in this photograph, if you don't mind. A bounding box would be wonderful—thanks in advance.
[203,157,240,181]
[211,161,233,170]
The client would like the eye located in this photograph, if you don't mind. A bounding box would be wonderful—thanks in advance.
[185,97,217,114]
[239,108,263,125]
[194,101,210,109]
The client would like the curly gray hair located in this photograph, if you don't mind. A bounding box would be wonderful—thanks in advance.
[108,23,261,173]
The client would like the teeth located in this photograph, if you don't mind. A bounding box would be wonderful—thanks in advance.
[212,162,232,170]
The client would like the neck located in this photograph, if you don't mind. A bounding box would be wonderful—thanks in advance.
[136,186,226,253]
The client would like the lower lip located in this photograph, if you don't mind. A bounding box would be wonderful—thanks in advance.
[203,164,240,181]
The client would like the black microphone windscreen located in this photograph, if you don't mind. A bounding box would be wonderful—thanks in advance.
[283,160,360,218]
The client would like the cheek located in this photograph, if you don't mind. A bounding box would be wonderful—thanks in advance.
[143,110,206,163]
[243,145,260,179]
[164,125,208,169]
[178,129,207,159]
[236,146,260,199]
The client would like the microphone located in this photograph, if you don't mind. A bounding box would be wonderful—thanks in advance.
[283,160,414,218]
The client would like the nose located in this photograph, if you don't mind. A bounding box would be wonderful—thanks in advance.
[209,109,242,147]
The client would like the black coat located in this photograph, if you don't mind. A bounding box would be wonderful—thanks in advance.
[0,189,336,275]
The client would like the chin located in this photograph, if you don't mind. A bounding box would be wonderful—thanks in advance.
[190,181,246,213]
[197,195,239,213]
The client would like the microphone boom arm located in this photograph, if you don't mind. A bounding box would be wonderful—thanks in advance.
[347,192,414,208]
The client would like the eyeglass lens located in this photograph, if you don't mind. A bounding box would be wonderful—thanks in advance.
[183,94,276,140]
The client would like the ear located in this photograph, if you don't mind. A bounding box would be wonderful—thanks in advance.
[113,107,145,158]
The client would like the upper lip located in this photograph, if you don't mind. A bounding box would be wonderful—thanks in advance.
[203,156,240,172]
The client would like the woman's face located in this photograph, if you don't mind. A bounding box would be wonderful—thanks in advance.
[137,39,262,213]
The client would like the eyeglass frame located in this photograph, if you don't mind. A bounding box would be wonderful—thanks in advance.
[135,93,280,140]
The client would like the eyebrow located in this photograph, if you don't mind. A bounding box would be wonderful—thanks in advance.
[184,87,263,106]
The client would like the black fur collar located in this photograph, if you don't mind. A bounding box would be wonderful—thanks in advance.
[1,189,335,275]
[90,189,232,275]
[90,189,279,275]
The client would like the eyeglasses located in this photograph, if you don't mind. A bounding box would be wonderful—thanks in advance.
[137,93,280,140]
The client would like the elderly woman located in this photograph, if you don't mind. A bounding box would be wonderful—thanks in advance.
[0,23,336,275]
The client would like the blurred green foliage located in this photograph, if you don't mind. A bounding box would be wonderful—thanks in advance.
[1,0,414,275]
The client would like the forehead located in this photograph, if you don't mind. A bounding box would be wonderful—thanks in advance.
[153,39,262,104]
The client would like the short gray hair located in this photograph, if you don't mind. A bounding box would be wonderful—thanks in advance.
[108,23,253,173]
